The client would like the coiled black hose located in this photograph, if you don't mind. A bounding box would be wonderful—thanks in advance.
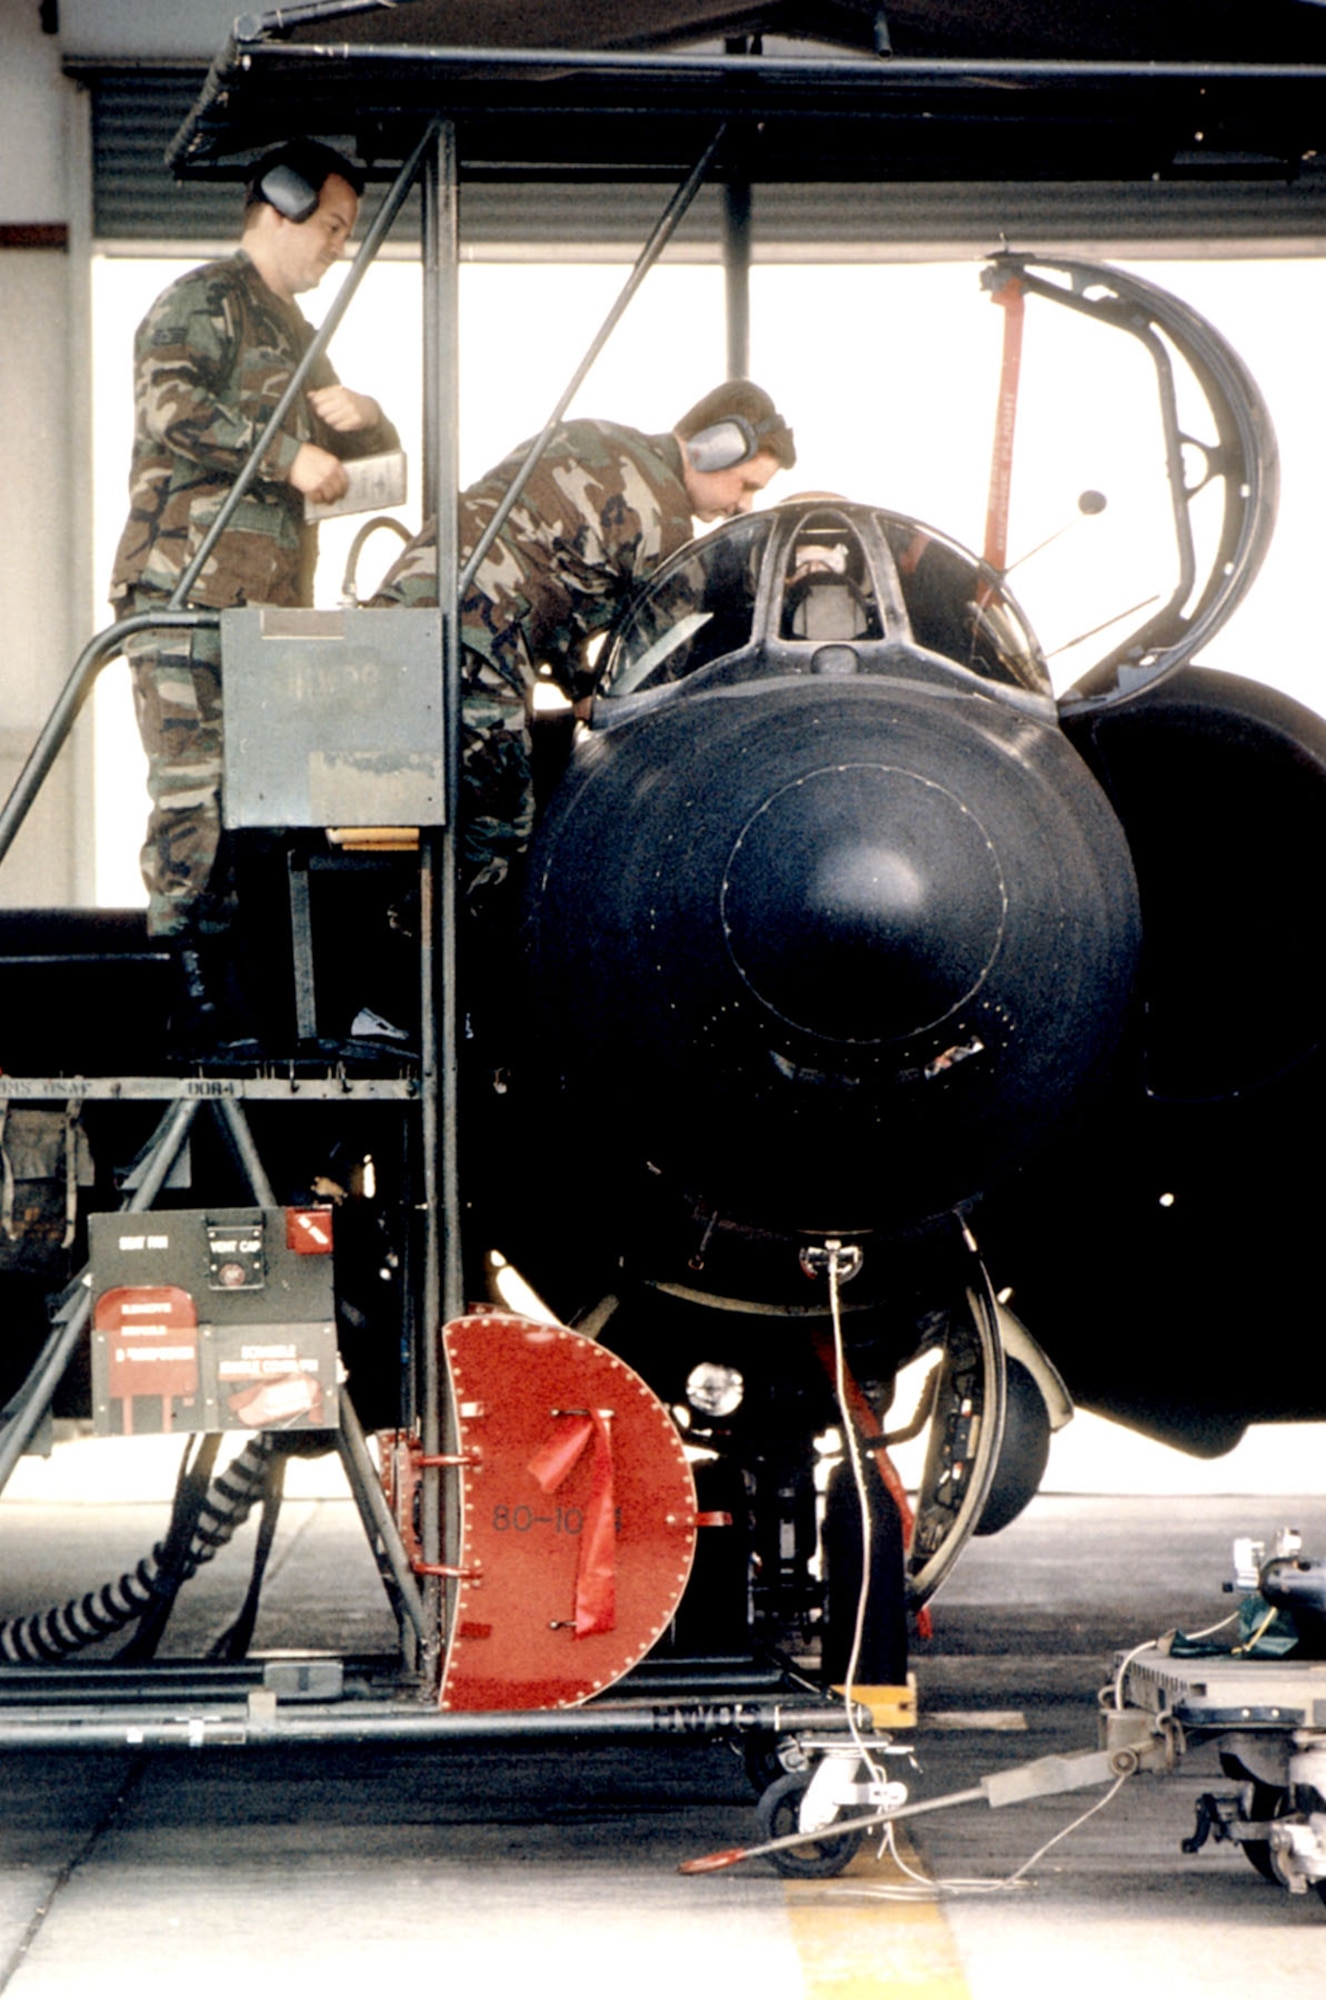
[0,1433,280,1665]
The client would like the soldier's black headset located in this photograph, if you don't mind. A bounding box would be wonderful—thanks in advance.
[685,412,786,474]
[257,160,322,224]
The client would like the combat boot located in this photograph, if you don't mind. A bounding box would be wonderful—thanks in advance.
[168,934,262,1060]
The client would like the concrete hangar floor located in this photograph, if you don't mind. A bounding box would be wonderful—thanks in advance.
[2,1447,1325,2000]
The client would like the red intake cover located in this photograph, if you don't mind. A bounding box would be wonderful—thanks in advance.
[440,1312,698,1711]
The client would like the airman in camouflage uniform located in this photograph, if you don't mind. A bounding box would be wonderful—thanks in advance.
[110,143,399,943]
[371,384,795,909]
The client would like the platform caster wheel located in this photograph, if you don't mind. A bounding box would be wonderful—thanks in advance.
[1218,1756,1287,1884]
[743,1735,787,1797]
[1243,1784,1289,1885]
[756,1771,864,1878]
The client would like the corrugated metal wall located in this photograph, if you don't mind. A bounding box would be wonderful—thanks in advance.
[86,68,1326,255]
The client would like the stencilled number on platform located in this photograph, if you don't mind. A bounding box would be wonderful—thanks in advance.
[491,1504,584,1534]
[489,1505,623,1533]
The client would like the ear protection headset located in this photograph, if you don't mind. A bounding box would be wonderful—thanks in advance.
[258,160,321,224]
[685,411,784,475]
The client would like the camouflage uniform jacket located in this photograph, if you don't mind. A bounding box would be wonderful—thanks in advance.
[110,249,399,611]
[372,420,695,904]
[375,420,694,700]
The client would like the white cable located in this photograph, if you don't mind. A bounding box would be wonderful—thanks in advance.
[1183,1612,1241,1642]
[1006,1770,1130,1884]
[827,1246,886,1783]
[1109,1610,1237,1711]
[807,1773,1134,1904]
[817,1245,1134,1905]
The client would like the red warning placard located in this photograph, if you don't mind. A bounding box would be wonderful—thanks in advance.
[94,1285,199,1434]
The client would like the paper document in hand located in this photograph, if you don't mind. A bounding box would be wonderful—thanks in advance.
[305,450,408,521]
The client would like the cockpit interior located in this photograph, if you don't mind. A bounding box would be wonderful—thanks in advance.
[598,502,1050,702]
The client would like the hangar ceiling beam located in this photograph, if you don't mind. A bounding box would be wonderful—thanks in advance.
[71,61,1326,255]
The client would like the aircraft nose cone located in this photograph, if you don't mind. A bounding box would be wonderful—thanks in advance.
[720,764,1007,1043]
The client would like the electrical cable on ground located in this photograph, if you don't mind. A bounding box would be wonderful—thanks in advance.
[812,1772,1134,1903]
[0,1433,281,1664]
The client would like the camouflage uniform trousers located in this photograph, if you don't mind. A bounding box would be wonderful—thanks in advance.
[122,592,236,940]
[457,619,541,908]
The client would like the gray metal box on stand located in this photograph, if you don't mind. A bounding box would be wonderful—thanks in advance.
[221,607,445,830]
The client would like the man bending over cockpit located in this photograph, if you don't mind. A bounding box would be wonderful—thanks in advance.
[371,381,795,922]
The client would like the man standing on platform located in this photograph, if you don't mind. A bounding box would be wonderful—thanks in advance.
[110,140,399,1047]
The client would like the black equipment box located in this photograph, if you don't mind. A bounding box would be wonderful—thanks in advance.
[88,1206,339,1437]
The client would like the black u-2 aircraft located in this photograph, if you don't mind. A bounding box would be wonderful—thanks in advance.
[494,250,1326,1660]
[7,241,1320,1692]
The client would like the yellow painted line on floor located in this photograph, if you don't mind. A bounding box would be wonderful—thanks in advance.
[783,1834,974,2000]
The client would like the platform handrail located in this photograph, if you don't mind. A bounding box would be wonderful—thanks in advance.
[0,610,220,875]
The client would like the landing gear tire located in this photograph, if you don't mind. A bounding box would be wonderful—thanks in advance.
[756,1772,864,1879]
[905,1271,1006,1610]
[974,1355,1051,1537]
